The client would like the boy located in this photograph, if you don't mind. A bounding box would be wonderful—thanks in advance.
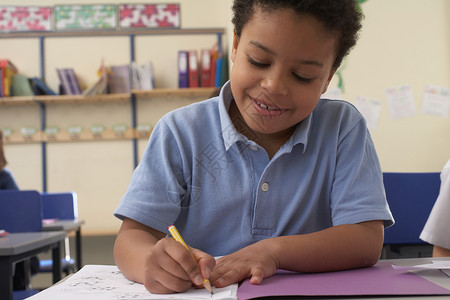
[114,0,394,294]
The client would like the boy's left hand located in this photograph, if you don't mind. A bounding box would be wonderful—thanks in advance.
[209,240,279,287]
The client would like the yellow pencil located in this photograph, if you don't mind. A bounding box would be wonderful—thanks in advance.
[168,225,213,295]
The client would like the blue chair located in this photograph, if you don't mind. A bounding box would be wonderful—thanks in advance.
[39,192,78,274]
[41,192,78,220]
[0,190,42,233]
[0,190,42,296]
[383,172,441,248]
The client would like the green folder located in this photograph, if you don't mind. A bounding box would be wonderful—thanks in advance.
[11,75,34,96]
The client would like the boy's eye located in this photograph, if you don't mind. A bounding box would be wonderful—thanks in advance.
[248,57,269,68]
[248,56,314,83]
[293,73,313,83]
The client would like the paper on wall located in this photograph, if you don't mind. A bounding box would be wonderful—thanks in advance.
[422,84,450,118]
[385,84,416,119]
[354,96,382,130]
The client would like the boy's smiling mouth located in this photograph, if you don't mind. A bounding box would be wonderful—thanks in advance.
[255,99,278,111]
[249,96,285,118]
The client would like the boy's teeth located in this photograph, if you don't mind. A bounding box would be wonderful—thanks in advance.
[257,101,276,110]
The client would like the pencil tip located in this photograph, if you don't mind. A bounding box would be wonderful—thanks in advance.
[203,278,213,295]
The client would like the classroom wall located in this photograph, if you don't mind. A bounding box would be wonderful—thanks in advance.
[1,0,449,235]
[338,0,450,172]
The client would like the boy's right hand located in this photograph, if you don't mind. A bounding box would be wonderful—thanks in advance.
[142,237,215,294]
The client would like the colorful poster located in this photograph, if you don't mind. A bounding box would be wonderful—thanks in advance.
[0,6,52,32]
[55,5,116,30]
[119,4,180,29]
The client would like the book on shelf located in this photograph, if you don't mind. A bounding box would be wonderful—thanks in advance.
[107,64,131,94]
[0,59,18,97]
[30,77,57,95]
[11,74,34,96]
[130,61,154,90]
[178,50,189,88]
[188,50,199,88]
[56,68,82,95]
[214,51,228,88]
[83,69,107,96]
[200,49,213,87]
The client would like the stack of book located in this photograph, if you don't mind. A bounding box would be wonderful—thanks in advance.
[178,45,228,89]
[0,59,18,97]
[107,65,131,94]
[56,68,82,95]
[130,61,154,91]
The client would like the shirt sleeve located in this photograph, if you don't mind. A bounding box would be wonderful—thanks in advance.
[114,119,187,233]
[330,114,394,228]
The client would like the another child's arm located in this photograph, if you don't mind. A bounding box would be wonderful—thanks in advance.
[433,245,450,257]
[210,220,383,287]
[113,218,215,294]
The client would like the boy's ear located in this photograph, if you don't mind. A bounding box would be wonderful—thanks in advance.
[231,31,239,63]
[321,68,337,94]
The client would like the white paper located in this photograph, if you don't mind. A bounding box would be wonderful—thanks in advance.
[354,96,382,130]
[322,87,343,100]
[392,260,450,272]
[28,265,238,300]
[422,84,450,118]
[385,84,416,119]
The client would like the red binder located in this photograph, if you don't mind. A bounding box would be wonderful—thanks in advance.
[200,49,212,87]
[188,50,199,88]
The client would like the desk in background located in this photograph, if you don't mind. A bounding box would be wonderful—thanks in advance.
[42,219,85,270]
[0,231,66,300]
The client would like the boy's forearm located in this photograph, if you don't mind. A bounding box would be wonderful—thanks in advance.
[113,219,164,284]
[263,220,384,273]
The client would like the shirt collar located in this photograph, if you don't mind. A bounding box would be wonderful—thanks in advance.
[218,81,313,153]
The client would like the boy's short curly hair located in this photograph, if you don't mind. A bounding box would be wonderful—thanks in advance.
[232,0,363,70]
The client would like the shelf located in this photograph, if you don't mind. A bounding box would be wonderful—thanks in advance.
[0,96,37,106]
[35,93,130,104]
[3,128,153,145]
[133,87,220,99]
[0,88,219,106]
[0,28,225,39]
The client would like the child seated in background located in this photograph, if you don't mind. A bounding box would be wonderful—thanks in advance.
[420,159,450,257]
[0,130,18,190]
[1,129,40,290]
[114,0,394,294]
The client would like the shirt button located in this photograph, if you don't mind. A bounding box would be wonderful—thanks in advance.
[261,182,269,192]
[249,145,258,151]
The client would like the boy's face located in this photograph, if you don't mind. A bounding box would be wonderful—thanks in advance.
[230,7,337,137]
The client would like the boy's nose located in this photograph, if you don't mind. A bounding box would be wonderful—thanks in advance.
[261,72,288,96]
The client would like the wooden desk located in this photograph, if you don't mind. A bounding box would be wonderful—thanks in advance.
[0,231,66,300]
[42,219,85,270]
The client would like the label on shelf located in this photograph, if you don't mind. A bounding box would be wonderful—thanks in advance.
[113,124,128,137]
[67,126,83,139]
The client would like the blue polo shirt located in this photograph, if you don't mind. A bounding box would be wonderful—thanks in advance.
[114,81,394,256]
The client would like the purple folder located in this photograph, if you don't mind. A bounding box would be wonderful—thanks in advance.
[238,261,450,299]
[178,50,189,88]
